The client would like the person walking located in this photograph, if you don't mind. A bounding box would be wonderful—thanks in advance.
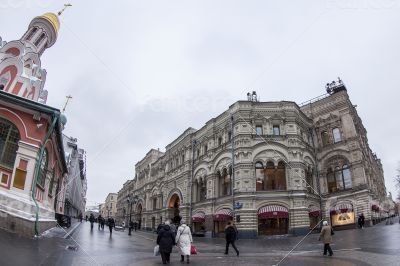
[100,216,105,230]
[108,217,115,235]
[98,215,103,230]
[358,213,365,229]
[157,221,175,264]
[319,221,333,256]
[224,221,239,256]
[89,213,95,230]
[157,223,165,234]
[129,220,134,235]
[176,220,193,264]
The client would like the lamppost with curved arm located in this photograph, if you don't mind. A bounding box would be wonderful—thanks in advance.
[127,195,138,235]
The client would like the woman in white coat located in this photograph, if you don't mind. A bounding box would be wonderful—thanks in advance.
[175,221,193,263]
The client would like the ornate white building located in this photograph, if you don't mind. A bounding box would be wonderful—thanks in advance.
[117,82,388,238]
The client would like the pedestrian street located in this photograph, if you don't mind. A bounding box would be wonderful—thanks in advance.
[1,217,399,266]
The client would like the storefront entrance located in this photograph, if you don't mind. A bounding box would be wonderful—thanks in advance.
[168,193,181,225]
[258,205,289,236]
[213,209,233,237]
[330,202,355,229]
[258,217,288,235]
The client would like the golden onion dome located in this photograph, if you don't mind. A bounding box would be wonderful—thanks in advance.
[36,13,60,35]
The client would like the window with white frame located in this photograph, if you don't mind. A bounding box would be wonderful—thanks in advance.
[332,128,342,143]
[255,125,263,136]
[273,125,280,135]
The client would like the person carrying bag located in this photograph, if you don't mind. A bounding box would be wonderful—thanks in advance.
[176,220,193,263]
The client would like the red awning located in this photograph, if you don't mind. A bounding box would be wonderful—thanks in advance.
[258,205,288,219]
[330,202,353,215]
[192,212,205,223]
[309,206,321,217]
[213,209,233,221]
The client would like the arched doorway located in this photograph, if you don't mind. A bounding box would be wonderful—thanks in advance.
[258,205,289,235]
[136,203,143,230]
[168,193,181,225]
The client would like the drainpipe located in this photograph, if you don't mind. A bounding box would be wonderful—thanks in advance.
[31,115,58,236]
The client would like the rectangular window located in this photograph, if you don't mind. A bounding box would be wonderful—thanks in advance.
[204,144,208,153]
[255,125,263,136]
[321,131,329,146]
[332,128,342,143]
[342,167,352,189]
[218,137,222,146]
[273,125,280,135]
[153,198,157,210]
[228,131,232,141]
[1,172,9,186]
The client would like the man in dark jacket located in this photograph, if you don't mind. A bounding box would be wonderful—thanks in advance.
[156,223,164,234]
[157,221,175,264]
[358,213,365,229]
[98,215,103,230]
[89,213,95,230]
[224,221,239,256]
[108,217,115,235]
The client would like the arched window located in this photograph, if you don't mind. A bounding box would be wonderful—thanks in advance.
[34,33,46,46]
[342,165,352,188]
[321,131,329,146]
[327,168,335,192]
[219,168,231,196]
[48,169,55,195]
[326,163,352,193]
[37,149,48,188]
[275,161,286,190]
[199,178,206,201]
[26,27,38,41]
[255,162,264,191]
[305,167,314,193]
[0,117,20,169]
[257,161,286,191]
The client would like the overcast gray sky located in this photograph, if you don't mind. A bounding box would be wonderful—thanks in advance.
[1,0,399,205]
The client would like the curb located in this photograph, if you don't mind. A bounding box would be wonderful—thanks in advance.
[63,222,81,239]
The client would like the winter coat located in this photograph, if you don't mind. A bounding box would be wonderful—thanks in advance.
[169,223,177,236]
[176,224,193,256]
[157,225,176,253]
[225,225,238,242]
[108,218,115,227]
[319,225,333,244]
[89,215,95,223]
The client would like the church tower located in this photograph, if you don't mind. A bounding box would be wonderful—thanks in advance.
[0,11,63,104]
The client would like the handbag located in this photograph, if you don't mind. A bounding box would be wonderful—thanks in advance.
[154,245,160,256]
[190,244,198,255]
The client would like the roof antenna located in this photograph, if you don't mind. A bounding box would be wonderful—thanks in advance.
[58,3,72,16]
[62,95,72,113]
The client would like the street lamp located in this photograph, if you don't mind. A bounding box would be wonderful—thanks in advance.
[127,195,138,235]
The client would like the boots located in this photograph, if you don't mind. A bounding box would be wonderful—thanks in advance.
[181,255,184,262]
[186,255,190,264]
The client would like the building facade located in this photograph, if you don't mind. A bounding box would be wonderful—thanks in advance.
[103,193,117,218]
[0,12,69,236]
[63,135,87,219]
[117,83,388,238]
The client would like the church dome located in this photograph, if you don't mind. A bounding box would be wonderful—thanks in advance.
[35,13,60,35]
